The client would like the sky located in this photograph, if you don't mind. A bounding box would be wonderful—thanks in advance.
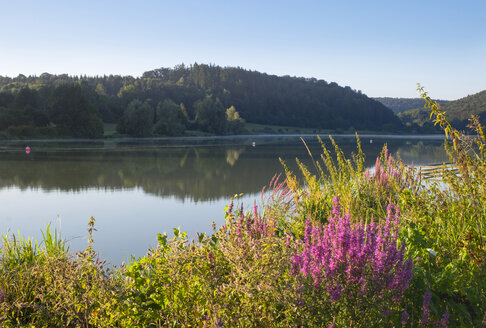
[0,0,485,100]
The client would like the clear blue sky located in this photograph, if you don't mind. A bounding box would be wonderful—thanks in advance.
[0,0,484,99]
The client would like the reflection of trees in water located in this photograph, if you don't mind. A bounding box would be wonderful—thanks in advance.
[225,148,243,166]
[0,147,280,202]
[0,138,448,201]
[393,140,448,165]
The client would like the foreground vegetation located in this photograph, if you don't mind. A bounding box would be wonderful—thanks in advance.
[1,89,485,327]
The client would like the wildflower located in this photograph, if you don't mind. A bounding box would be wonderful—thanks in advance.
[328,284,342,302]
[304,219,312,244]
[364,169,371,181]
[420,290,432,326]
[401,311,409,326]
[227,199,234,216]
[229,204,275,239]
[291,199,412,306]
[358,276,367,295]
[286,233,292,247]
[332,197,341,216]
[235,212,244,236]
[440,312,449,328]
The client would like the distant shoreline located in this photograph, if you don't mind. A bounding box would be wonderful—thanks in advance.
[0,133,448,143]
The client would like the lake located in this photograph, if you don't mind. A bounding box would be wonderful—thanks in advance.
[0,134,448,264]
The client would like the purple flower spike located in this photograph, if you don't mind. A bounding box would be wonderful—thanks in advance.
[401,311,409,326]
[332,197,341,216]
[420,290,432,326]
[226,203,277,239]
[291,202,412,307]
[440,312,449,328]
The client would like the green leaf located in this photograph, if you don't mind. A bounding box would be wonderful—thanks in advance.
[157,233,167,247]
[198,232,206,243]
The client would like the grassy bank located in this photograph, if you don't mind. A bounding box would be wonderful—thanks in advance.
[0,93,485,327]
[102,122,338,139]
[1,122,430,141]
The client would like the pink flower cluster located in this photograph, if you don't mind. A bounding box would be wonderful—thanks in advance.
[226,200,276,239]
[364,146,413,190]
[291,198,412,303]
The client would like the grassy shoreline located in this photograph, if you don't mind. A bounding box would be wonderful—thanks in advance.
[1,122,440,141]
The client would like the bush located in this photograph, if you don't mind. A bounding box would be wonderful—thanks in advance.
[0,220,119,328]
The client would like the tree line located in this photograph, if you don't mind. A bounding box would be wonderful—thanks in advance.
[0,64,403,138]
[373,97,449,114]
[398,90,486,132]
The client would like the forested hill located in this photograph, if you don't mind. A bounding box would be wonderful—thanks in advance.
[441,90,486,121]
[0,64,403,138]
[374,97,449,114]
[139,65,402,130]
[398,90,486,131]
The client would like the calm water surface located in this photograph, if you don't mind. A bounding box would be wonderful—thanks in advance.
[0,135,448,264]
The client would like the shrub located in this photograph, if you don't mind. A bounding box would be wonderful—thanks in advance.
[0,220,119,328]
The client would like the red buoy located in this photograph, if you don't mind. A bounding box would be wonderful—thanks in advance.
[25,146,31,154]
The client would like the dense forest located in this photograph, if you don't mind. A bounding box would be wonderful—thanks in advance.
[0,64,403,138]
[374,97,449,114]
[399,90,486,131]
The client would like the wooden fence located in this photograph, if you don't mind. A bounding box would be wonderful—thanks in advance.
[416,163,458,180]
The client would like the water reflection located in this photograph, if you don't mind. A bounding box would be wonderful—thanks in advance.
[394,140,449,165]
[0,135,450,263]
[0,136,448,201]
